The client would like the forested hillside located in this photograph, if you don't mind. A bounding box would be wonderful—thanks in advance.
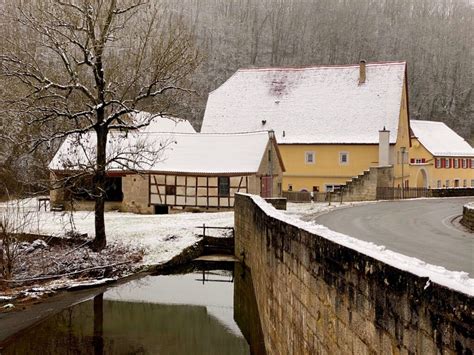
[165,0,472,140]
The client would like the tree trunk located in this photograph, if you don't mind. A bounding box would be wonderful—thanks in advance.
[92,126,107,251]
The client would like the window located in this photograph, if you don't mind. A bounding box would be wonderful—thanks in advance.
[462,159,467,169]
[339,152,349,165]
[218,177,230,197]
[411,158,426,164]
[288,184,293,192]
[445,180,450,188]
[454,179,460,188]
[445,158,450,168]
[435,158,442,168]
[454,159,459,169]
[471,159,474,168]
[437,180,442,188]
[471,179,474,187]
[165,185,176,195]
[305,151,315,164]
[325,184,342,192]
[463,179,467,187]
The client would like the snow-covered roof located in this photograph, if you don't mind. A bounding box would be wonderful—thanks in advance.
[201,62,407,144]
[130,112,196,133]
[146,131,273,174]
[410,120,474,157]
[49,131,276,174]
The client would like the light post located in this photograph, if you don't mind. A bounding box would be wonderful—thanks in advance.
[401,146,406,198]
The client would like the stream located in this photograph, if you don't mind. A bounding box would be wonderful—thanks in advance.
[0,263,264,354]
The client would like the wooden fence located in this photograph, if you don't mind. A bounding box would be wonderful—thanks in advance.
[376,187,431,200]
[282,191,342,203]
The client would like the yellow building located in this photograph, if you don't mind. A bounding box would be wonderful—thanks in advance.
[408,120,474,189]
[201,61,411,192]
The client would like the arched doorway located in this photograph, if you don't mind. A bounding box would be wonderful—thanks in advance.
[416,168,428,188]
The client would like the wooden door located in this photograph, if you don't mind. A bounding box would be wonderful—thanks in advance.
[261,176,273,198]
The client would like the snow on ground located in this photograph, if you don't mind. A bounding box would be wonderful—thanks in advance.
[0,198,233,266]
[285,201,373,220]
[1,198,351,267]
[5,196,471,296]
[246,194,474,296]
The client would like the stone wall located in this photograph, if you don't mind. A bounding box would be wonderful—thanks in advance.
[342,166,393,202]
[122,174,154,214]
[234,194,473,354]
[264,197,287,210]
[461,203,474,231]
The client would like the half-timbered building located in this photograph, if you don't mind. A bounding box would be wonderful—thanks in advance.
[49,128,284,214]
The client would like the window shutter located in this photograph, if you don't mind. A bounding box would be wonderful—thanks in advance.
[421,158,426,163]
[450,158,454,167]
[410,158,415,164]
[441,159,445,168]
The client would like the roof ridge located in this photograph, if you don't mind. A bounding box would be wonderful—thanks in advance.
[237,61,406,72]
[141,130,271,136]
[411,120,446,125]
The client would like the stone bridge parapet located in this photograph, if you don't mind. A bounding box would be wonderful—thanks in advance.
[461,202,474,231]
[234,193,473,354]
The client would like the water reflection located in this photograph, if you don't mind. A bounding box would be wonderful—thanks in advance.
[2,270,249,355]
[234,263,267,355]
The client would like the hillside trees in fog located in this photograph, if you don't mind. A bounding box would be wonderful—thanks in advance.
[0,0,472,196]
[168,0,472,140]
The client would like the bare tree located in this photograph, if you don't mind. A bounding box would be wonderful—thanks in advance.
[0,0,198,250]
[0,198,39,280]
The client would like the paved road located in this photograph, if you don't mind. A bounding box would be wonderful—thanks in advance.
[314,197,474,276]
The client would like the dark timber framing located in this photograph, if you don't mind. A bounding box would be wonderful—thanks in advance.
[148,173,250,209]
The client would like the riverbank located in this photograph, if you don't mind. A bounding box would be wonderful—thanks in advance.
[0,272,145,345]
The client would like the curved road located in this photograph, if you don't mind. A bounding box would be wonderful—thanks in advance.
[314,197,473,276]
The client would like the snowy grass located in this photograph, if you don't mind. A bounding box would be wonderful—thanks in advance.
[0,198,351,267]
[0,198,234,266]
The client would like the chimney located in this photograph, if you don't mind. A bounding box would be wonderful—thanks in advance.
[359,60,366,84]
[378,127,390,166]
